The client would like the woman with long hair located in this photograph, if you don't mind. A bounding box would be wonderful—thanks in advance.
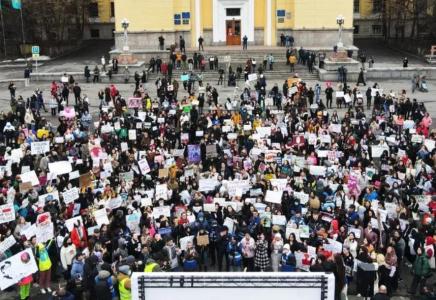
[384,246,398,296]
[334,254,346,300]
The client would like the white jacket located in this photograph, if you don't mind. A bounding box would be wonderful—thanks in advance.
[60,244,77,269]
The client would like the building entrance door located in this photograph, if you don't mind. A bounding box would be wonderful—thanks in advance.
[226,20,241,45]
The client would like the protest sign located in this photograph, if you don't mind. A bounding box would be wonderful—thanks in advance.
[0,235,16,252]
[180,236,195,250]
[197,235,209,246]
[138,159,150,175]
[173,148,185,157]
[309,165,326,176]
[128,129,136,140]
[295,252,316,272]
[272,215,286,226]
[348,227,361,239]
[299,225,310,238]
[199,179,218,192]
[223,217,234,234]
[119,171,134,181]
[108,198,122,210]
[31,141,50,155]
[48,161,72,176]
[265,190,282,204]
[293,192,309,204]
[19,182,33,193]
[141,197,152,207]
[158,169,169,178]
[254,203,267,212]
[153,206,171,218]
[62,187,79,204]
[0,203,15,225]
[248,73,258,81]
[0,249,38,290]
[22,223,37,239]
[36,222,54,244]
[155,184,168,200]
[329,124,342,134]
[206,144,218,158]
[126,214,140,234]
[20,171,39,186]
[94,208,110,226]
[415,195,431,211]
[65,216,82,232]
[203,203,215,212]
[158,227,172,236]
[324,238,343,253]
[425,139,435,151]
[371,145,389,158]
[187,145,201,163]
[128,98,142,108]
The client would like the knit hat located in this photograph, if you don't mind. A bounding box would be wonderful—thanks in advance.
[275,233,281,239]
[118,265,130,275]
[126,255,136,265]
[283,244,290,251]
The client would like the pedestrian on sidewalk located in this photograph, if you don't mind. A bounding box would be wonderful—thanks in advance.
[93,66,100,83]
[308,59,314,74]
[360,53,366,70]
[24,67,30,87]
[356,68,366,86]
[368,56,374,68]
[73,83,81,105]
[263,54,267,71]
[180,36,186,52]
[156,56,162,73]
[366,87,372,109]
[49,95,57,116]
[198,36,204,51]
[224,53,231,73]
[101,55,106,72]
[147,57,156,73]
[403,57,408,67]
[218,67,224,85]
[243,35,248,50]
[289,54,296,72]
[268,54,275,70]
[252,58,257,73]
[84,66,90,83]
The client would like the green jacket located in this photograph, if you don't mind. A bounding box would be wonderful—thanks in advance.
[413,253,430,276]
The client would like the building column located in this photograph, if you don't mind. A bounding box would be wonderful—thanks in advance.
[266,0,272,46]
[195,0,201,41]
[212,0,219,44]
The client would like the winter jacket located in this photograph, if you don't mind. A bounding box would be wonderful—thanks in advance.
[94,270,117,300]
[38,243,52,271]
[48,292,75,300]
[60,244,77,269]
[241,237,255,258]
[70,258,84,280]
[83,257,99,290]
[413,253,430,276]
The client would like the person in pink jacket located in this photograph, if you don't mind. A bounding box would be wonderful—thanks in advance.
[241,233,255,271]
[422,113,433,128]
[18,252,33,300]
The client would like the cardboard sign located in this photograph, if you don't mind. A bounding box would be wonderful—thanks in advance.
[0,203,15,225]
[19,182,33,192]
[265,190,282,204]
[158,169,169,178]
[62,187,79,204]
[197,235,209,246]
[138,159,150,175]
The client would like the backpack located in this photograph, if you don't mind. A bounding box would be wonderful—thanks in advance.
[94,278,113,300]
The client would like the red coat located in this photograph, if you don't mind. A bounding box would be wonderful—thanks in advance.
[71,226,88,249]
[162,63,168,74]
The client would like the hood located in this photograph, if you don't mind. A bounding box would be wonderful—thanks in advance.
[98,270,111,279]
[73,259,83,265]
[38,243,45,251]
[426,236,435,246]
[118,238,126,249]
[197,212,204,219]
[331,220,339,231]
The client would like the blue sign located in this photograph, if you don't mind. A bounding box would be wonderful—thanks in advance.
[182,12,190,19]
[174,20,181,25]
[158,227,172,236]
[277,10,285,17]
[32,46,39,54]
[174,14,181,20]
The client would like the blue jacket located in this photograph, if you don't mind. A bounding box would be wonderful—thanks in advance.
[71,258,84,280]
[227,242,242,266]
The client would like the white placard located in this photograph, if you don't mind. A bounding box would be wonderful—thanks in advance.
[248,73,258,81]
[62,187,79,204]
[138,159,150,175]
[129,129,136,140]
[69,170,80,180]
[121,142,128,152]
[65,216,83,232]
[20,170,39,186]
[199,179,218,192]
[155,184,168,200]
[265,190,282,204]
[371,145,389,158]
[293,191,309,204]
[107,198,122,210]
[0,235,16,252]
[153,206,171,218]
[94,208,110,226]
[425,139,435,151]
[31,141,50,155]
[0,203,15,224]
[324,238,343,253]
[36,222,54,244]
[0,249,38,290]
[38,191,60,205]
[49,161,72,175]
[180,235,195,251]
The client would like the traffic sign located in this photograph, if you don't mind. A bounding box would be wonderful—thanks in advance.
[31,46,39,54]
[32,53,39,59]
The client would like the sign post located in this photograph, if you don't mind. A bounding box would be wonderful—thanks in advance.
[32,46,39,81]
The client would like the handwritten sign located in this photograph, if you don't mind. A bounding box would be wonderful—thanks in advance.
[31,141,50,155]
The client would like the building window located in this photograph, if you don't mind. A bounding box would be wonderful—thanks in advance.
[354,0,360,13]
[354,26,359,34]
[88,2,99,18]
[226,8,241,17]
[110,2,115,17]
[90,29,100,38]
[373,0,382,13]
[372,25,382,34]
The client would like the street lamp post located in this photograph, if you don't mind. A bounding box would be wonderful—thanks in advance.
[121,18,130,52]
[336,14,345,49]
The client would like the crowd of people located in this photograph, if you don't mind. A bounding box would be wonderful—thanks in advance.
[0,46,435,300]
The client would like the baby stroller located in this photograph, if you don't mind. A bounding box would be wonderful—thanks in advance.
[421,81,428,92]
[419,75,428,92]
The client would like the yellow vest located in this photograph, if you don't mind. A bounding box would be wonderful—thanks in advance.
[144,262,158,272]
[119,278,131,300]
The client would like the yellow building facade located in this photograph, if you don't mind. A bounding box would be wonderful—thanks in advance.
[113,0,353,49]
[84,0,115,40]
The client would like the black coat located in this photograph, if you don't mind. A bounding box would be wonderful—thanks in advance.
[82,258,98,290]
